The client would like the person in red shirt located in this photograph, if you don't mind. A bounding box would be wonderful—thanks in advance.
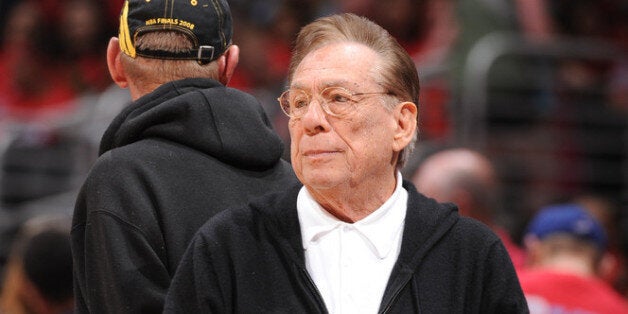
[519,204,628,314]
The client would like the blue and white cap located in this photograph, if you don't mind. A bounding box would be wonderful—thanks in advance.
[526,203,607,250]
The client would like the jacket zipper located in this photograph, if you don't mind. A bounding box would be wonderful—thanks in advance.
[379,284,404,314]
[379,270,416,314]
[297,264,329,313]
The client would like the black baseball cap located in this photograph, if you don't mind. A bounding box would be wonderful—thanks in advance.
[118,0,232,64]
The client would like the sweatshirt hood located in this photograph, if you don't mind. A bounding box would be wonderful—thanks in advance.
[100,78,285,170]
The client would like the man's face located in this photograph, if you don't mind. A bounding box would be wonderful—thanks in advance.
[288,42,401,193]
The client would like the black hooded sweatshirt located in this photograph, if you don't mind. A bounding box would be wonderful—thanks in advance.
[164,181,529,313]
[71,78,297,314]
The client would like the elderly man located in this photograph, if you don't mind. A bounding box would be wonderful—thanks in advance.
[164,13,528,313]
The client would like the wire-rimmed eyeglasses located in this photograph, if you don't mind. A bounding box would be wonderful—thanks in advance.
[277,86,391,118]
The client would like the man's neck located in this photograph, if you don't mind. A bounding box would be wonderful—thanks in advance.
[307,174,399,223]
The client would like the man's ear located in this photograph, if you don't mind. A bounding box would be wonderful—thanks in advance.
[107,37,129,89]
[216,44,240,85]
[392,101,418,152]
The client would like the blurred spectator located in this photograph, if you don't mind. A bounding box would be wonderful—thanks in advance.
[410,147,526,269]
[0,0,75,122]
[0,214,73,314]
[54,0,113,95]
[0,0,116,123]
[519,204,628,313]
[575,193,628,298]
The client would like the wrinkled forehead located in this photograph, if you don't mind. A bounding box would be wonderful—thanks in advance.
[291,42,383,91]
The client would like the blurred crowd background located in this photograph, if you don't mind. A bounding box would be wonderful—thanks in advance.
[0,0,626,312]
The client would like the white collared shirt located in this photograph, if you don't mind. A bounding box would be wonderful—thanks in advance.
[297,172,408,314]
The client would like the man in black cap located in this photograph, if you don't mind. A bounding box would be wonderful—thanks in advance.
[70,0,296,312]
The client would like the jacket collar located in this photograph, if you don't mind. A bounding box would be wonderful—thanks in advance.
[257,180,459,268]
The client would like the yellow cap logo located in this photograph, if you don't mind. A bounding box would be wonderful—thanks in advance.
[119,0,136,58]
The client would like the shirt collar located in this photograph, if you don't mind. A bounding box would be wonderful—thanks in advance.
[297,172,408,259]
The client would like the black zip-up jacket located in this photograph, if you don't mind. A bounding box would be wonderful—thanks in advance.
[71,78,297,314]
[164,181,529,313]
